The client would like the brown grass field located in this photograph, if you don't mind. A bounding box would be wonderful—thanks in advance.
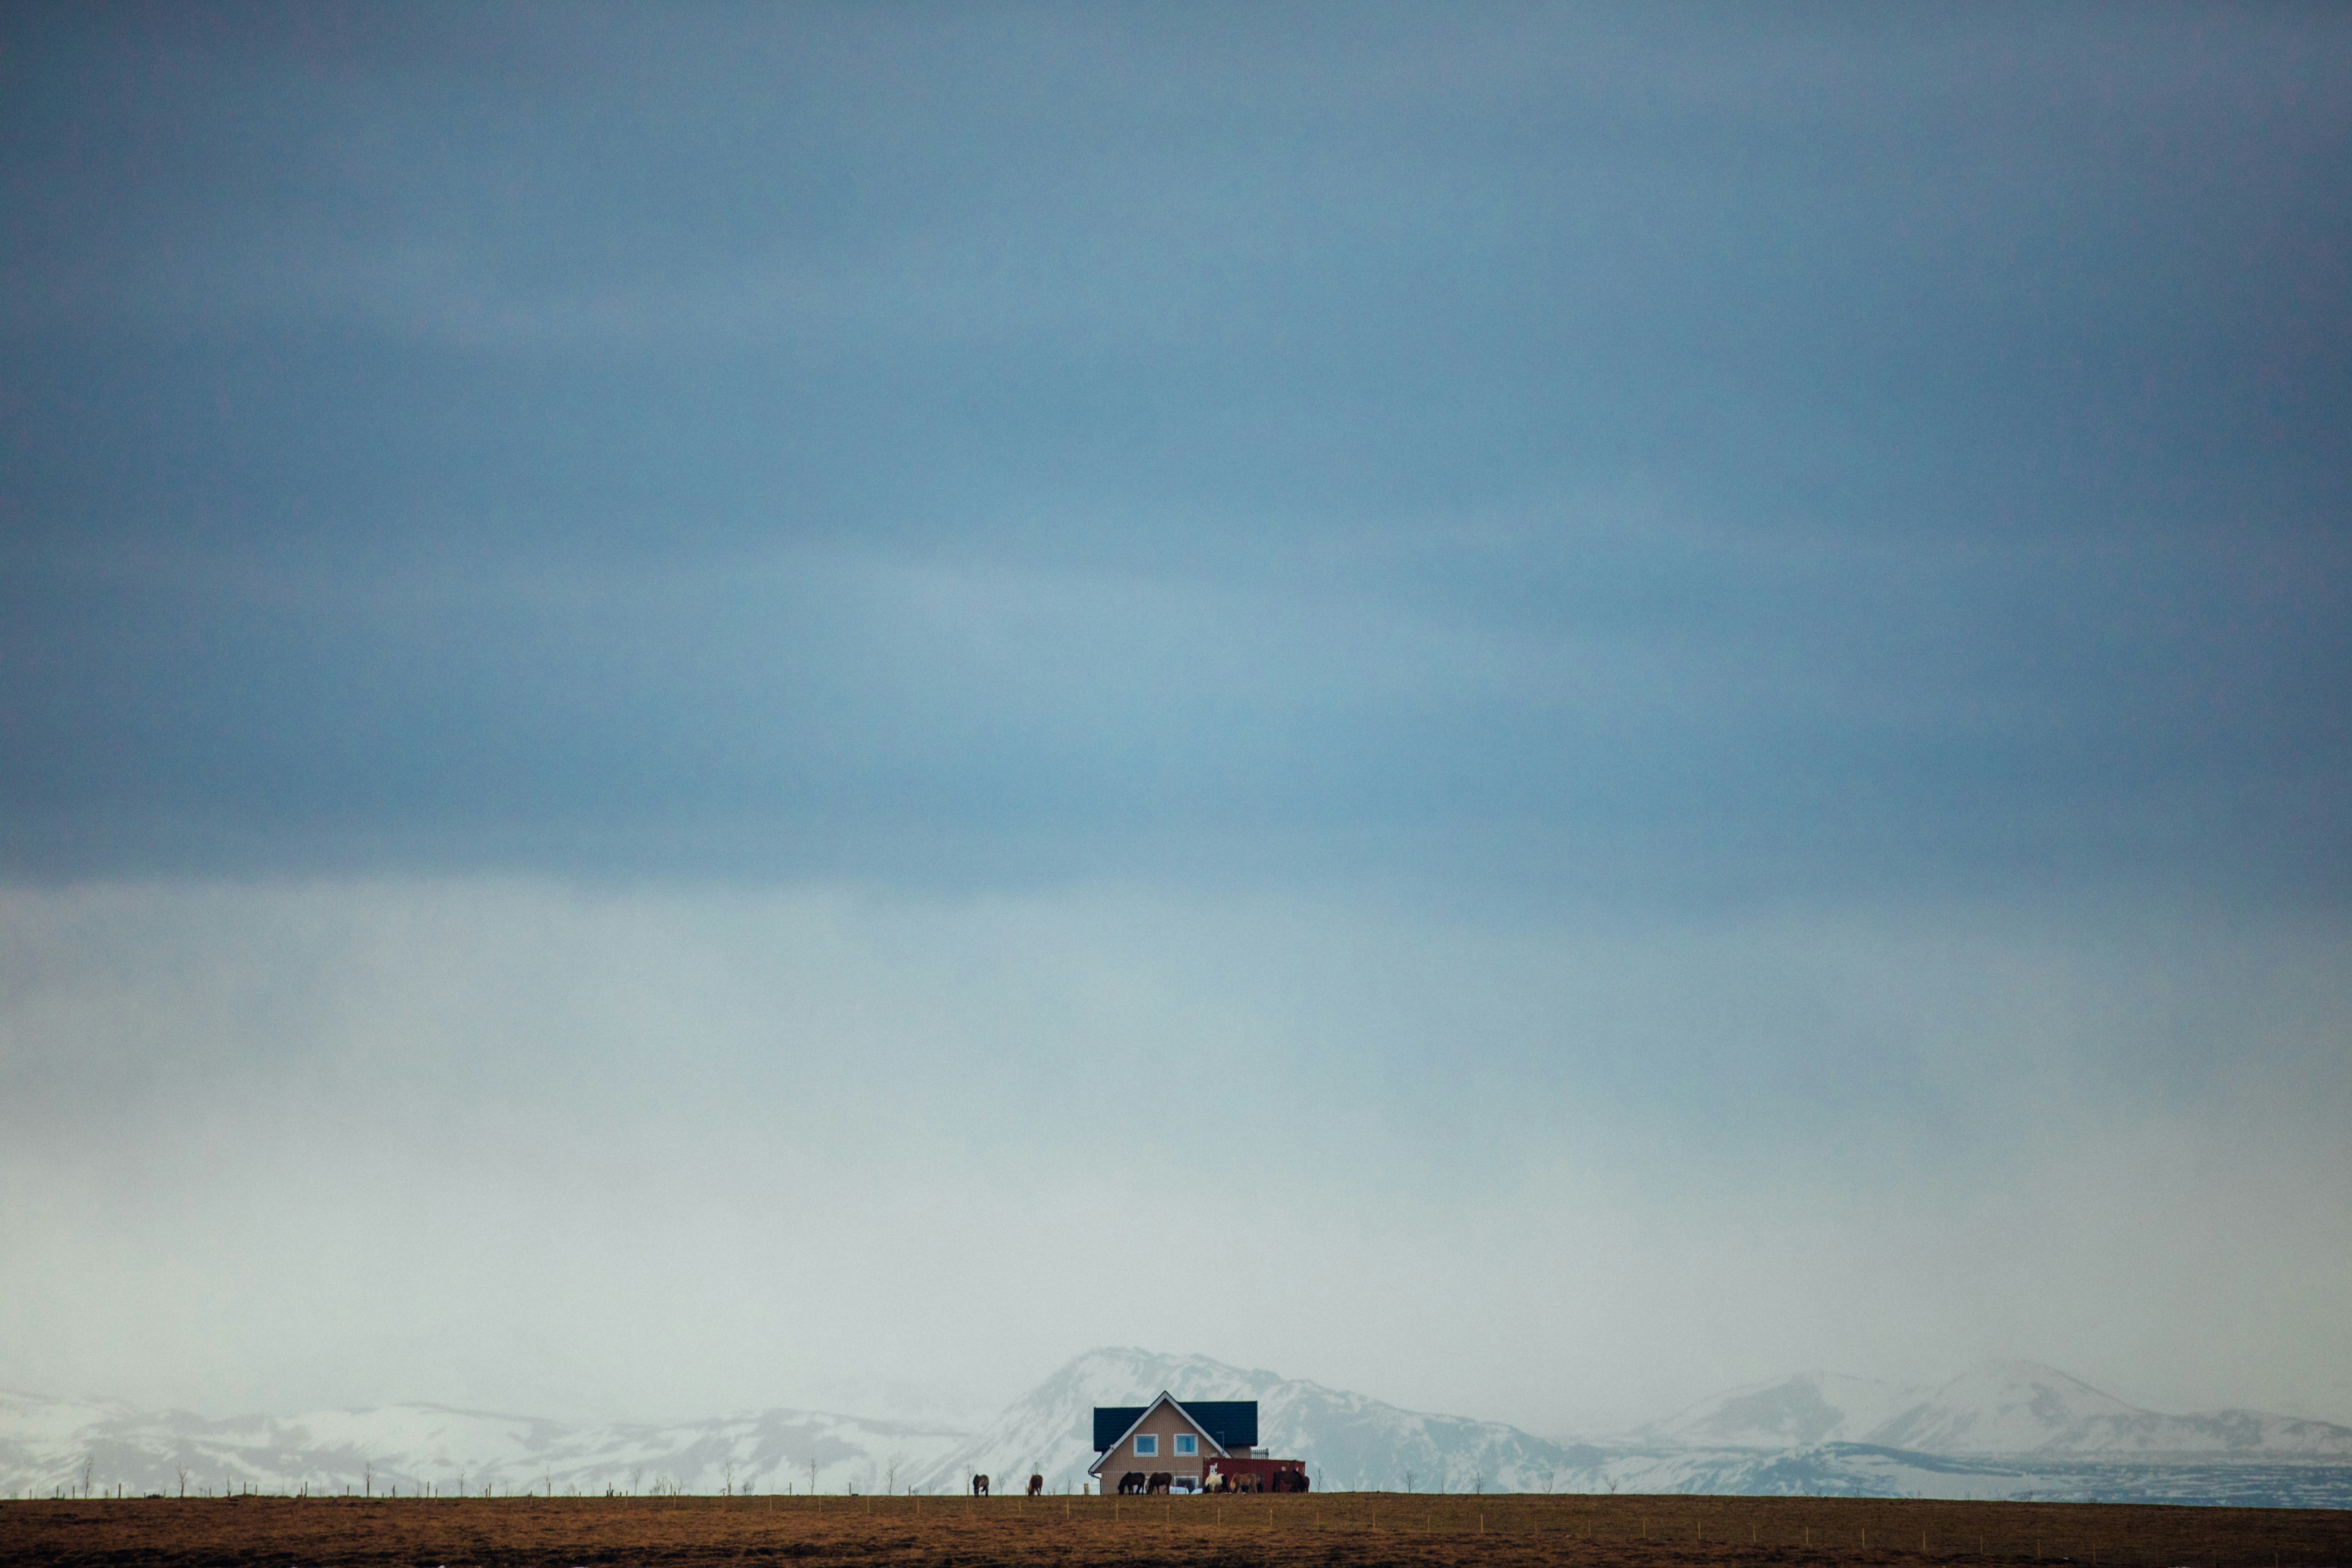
[3,1491,2346,1568]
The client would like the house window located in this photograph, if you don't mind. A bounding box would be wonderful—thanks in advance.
[1174,1435,1197,1456]
[1134,1435,1157,1457]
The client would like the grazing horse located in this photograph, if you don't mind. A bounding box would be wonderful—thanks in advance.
[1026,1474,1043,1497]
[1147,1472,1172,1495]
[1117,1471,1144,1495]
[971,1474,989,1496]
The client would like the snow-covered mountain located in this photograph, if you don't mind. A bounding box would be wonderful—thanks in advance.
[8,1352,2349,1506]
[1872,1363,2352,1457]
[1646,1372,1930,1448]
[0,1389,962,1499]
[909,1347,1598,1495]
[1645,1362,2352,1459]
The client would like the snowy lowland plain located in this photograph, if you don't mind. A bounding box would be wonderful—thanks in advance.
[6,1350,2349,1507]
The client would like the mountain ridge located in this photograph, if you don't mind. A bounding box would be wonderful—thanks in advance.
[0,1388,965,1500]
[6,1352,2348,1507]
[1645,1361,2352,1458]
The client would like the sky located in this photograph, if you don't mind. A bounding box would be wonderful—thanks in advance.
[3,3,2349,1439]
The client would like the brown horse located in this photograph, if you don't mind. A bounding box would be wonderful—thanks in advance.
[1026,1474,1043,1497]
[971,1474,989,1496]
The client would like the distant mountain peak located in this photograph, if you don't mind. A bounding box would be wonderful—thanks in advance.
[1934,1360,2143,1405]
[1872,1361,2156,1455]
[1648,1359,2349,1460]
[1646,1371,1929,1449]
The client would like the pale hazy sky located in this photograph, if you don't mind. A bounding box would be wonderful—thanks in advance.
[3,4,2349,1437]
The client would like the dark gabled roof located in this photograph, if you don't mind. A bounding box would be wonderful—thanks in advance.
[1092,1398,1257,1452]
[1093,1406,1146,1452]
[1180,1400,1258,1451]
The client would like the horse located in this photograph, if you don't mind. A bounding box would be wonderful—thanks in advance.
[1147,1472,1172,1495]
[1117,1471,1144,1495]
[971,1474,989,1496]
[1026,1474,1043,1497]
